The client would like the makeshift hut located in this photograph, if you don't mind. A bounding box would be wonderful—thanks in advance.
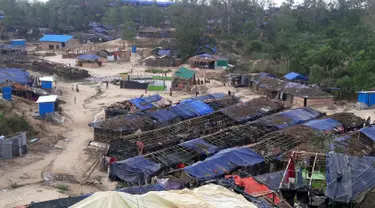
[281,87,335,107]
[109,106,321,184]
[172,67,196,91]
[39,35,79,50]
[0,44,27,55]
[356,91,375,109]
[76,54,102,68]
[0,68,31,85]
[104,94,169,119]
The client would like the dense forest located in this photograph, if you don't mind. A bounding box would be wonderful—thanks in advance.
[1,0,375,96]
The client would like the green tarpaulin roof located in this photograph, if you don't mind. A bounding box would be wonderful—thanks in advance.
[174,67,195,79]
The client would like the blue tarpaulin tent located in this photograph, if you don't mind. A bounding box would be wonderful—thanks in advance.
[252,107,321,129]
[179,138,220,156]
[146,108,180,124]
[326,152,375,203]
[129,94,162,110]
[0,68,30,85]
[110,156,161,184]
[284,72,308,81]
[171,100,213,119]
[184,147,264,181]
[303,118,342,131]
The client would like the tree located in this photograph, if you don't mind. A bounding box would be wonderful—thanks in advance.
[121,21,136,42]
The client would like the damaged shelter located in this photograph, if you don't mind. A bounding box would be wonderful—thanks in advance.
[76,54,102,68]
[91,94,236,142]
[251,74,334,107]
[172,67,196,91]
[187,53,228,70]
[107,97,282,161]
[145,48,181,67]
[109,107,322,184]
[104,94,170,119]
[0,44,27,55]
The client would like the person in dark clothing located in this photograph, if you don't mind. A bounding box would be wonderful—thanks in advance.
[196,91,199,97]
[76,84,79,92]
[106,81,109,89]
[228,90,231,96]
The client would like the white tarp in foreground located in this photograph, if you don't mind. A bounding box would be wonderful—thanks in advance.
[70,184,257,208]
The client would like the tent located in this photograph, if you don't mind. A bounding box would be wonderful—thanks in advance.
[303,118,342,131]
[184,147,264,181]
[252,107,322,129]
[71,184,257,208]
[284,72,308,81]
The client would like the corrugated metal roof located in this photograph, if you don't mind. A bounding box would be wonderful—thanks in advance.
[173,67,195,79]
[36,95,57,103]
[39,77,54,82]
[39,35,73,43]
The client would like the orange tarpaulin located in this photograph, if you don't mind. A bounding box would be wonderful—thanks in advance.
[226,175,281,204]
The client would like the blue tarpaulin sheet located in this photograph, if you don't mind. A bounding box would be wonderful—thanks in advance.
[171,100,213,119]
[157,49,171,56]
[110,156,161,184]
[181,93,227,104]
[0,68,30,85]
[253,107,321,129]
[360,126,375,141]
[253,72,276,84]
[129,94,161,110]
[326,152,375,203]
[146,108,179,123]
[284,72,308,81]
[303,118,342,131]
[179,138,220,156]
[76,54,101,61]
[184,147,264,181]
[118,184,165,194]
[253,171,284,191]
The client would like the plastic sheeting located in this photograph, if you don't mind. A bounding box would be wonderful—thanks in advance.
[129,94,162,110]
[110,156,161,184]
[229,175,281,204]
[118,184,165,194]
[284,72,308,81]
[253,107,321,129]
[179,138,220,156]
[0,68,30,85]
[326,152,375,203]
[146,108,180,123]
[71,184,256,208]
[303,118,342,131]
[184,147,265,181]
[190,93,227,103]
[28,195,89,208]
[171,100,213,119]
[76,54,101,61]
[253,171,284,191]
[360,126,375,141]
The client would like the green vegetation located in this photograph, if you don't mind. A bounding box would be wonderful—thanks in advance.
[53,184,70,193]
[0,113,31,136]
[1,0,375,96]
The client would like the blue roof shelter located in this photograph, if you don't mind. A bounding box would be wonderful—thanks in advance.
[36,95,57,116]
[357,91,375,107]
[284,72,308,81]
[39,35,73,43]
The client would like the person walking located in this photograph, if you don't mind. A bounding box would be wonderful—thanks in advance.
[74,96,76,104]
